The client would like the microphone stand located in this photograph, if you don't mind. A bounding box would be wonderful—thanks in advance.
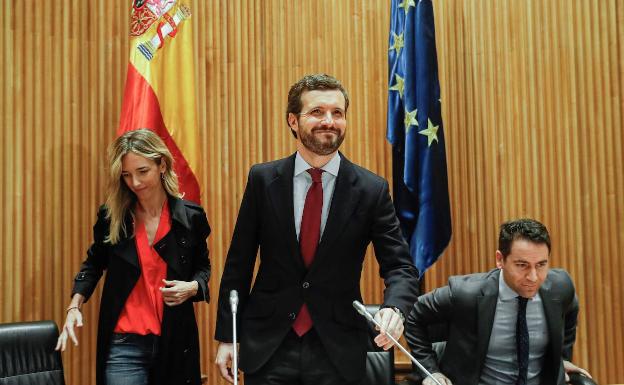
[230,290,239,385]
[352,300,444,385]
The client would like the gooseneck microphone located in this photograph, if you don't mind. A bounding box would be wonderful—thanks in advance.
[352,300,444,385]
[230,290,239,385]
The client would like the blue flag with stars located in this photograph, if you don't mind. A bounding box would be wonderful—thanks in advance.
[387,0,451,274]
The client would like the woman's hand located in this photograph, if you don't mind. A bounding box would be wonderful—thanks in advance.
[56,294,86,351]
[160,279,198,306]
[55,307,84,351]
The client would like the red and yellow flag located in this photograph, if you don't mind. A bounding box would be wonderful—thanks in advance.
[118,0,201,203]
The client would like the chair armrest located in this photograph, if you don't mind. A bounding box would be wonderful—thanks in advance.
[568,372,598,385]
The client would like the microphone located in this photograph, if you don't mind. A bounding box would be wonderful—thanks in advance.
[230,290,239,385]
[353,300,374,322]
[352,300,444,385]
[229,290,239,314]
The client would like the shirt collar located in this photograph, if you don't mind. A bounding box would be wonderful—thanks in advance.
[294,151,341,177]
[497,269,541,302]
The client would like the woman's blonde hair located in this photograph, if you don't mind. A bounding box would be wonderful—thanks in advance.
[105,129,181,244]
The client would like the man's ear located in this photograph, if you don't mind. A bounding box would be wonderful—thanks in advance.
[495,250,504,268]
[288,113,299,133]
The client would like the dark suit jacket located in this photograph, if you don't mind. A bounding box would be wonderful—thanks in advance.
[405,268,579,385]
[214,153,419,381]
[72,197,211,385]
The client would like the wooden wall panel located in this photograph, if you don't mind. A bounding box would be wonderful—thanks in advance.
[0,0,622,384]
[426,0,624,382]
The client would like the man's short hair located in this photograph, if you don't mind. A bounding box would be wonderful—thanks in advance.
[498,218,551,257]
[285,73,350,138]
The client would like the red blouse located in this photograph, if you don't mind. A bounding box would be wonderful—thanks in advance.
[114,201,170,335]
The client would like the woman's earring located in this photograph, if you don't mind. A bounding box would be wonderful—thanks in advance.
[161,173,165,180]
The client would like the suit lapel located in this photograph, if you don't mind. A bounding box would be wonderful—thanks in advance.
[308,155,361,276]
[267,154,303,270]
[112,214,140,270]
[539,277,562,378]
[476,270,499,374]
[113,197,192,276]
[153,197,191,277]
[168,196,191,230]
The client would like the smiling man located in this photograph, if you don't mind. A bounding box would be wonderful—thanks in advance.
[404,218,592,385]
[214,74,419,385]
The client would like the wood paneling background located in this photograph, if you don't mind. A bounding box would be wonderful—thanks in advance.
[0,1,622,384]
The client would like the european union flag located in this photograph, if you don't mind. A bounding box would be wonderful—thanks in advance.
[387,0,451,274]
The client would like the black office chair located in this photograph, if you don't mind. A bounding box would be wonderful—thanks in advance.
[362,305,395,385]
[0,320,66,385]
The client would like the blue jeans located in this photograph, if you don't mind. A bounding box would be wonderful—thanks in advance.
[105,333,159,385]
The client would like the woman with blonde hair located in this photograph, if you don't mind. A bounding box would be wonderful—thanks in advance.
[56,129,211,385]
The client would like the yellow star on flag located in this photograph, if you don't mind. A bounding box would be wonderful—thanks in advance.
[389,32,404,55]
[389,74,405,99]
[404,108,418,134]
[399,0,416,14]
[419,118,439,146]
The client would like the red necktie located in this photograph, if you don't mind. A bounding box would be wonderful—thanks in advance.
[292,168,323,336]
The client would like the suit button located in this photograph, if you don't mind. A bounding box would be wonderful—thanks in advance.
[180,255,187,264]
[180,237,188,246]
[302,282,310,289]
[184,348,189,355]
[289,312,296,320]
[185,380,191,384]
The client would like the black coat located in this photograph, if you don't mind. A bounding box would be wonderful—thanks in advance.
[72,197,211,385]
[214,153,420,382]
[405,268,579,385]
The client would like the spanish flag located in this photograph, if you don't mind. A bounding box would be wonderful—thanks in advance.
[118,0,201,203]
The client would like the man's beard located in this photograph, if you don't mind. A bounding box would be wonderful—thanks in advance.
[299,127,345,156]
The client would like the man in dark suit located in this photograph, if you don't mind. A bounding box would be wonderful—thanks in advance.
[214,73,420,385]
[404,218,592,385]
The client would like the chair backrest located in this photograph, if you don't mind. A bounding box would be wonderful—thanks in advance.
[361,305,395,385]
[0,320,66,385]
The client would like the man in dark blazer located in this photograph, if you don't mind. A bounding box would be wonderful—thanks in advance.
[404,218,592,385]
[214,74,420,385]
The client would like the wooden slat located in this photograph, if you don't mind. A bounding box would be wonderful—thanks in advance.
[0,1,622,384]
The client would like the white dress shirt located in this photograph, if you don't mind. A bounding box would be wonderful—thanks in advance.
[293,151,341,240]
[479,271,549,385]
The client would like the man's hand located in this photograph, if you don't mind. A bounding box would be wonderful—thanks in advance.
[373,307,404,350]
[563,360,592,383]
[160,279,198,306]
[422,372,452,385]
[215,342,238,383]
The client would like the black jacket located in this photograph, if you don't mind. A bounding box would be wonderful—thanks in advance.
[405,268,579,385]
[72,197,211,385]
[214,153,419,382]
